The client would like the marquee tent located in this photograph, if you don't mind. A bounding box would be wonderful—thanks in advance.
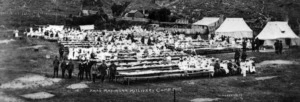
[256,21,300,47]
[80,25,95,31]
[215,18,253,38]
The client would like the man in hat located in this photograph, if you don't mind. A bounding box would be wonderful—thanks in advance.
[67,61,74,79]
[98,60,108,82]
[84,61,94,80]
[60,60,67,78]
[108,61,117,82]
[255,38,260,52]
[53,56,60,78]
[78,60,85,80]
[59,46,64,59]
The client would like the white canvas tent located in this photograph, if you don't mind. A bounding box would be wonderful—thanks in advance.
[256,21,300,47]
[80,25,95,31]
[193,17,220,26]
[215,18,253,38]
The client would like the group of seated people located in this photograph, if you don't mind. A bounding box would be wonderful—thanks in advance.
[60,41,176,61]
[177,55,256,77]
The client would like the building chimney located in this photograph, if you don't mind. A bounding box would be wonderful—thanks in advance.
[285,15,289,22]
[219,15,224,23]
[266,17,271,22]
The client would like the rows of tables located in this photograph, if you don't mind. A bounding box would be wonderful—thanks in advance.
[59,41,217,84]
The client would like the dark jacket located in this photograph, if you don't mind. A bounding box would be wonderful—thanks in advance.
[53,59,60,68]
[147,38,152,45]
[241,52,247,60]
[242,41,247,49]
[60,61,67,70]
[85,61,93,72]
[274,41,279,50]
[234,51,240,59]
[227,62,232,69]
[59,47,64,54]
[67,62,74,71]
[109,63,117,74]
[78,62,86,72]
[278,42,283,49]
[141,36,145,44]
[214,62,221,71]
[98,63,108,75]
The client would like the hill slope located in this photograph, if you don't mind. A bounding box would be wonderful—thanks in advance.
[0,0,299,33]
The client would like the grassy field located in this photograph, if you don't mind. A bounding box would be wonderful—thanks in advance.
[0,30,300,102]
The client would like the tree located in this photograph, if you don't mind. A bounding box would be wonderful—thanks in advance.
[111,2,130,17]
[148,8,171,22]
[148,10,159,21]
[158,8,171,22]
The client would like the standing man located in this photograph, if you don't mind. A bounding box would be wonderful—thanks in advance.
[53,56,60,78]
[78,61,85,80]
[255,38,260,52]
[91,61,98,83]
[60,60,67,78]
[251,39,255,52]
[279,41,283,54]
[147,37,152,45]
[108,61,117,82]
[59,46,64,59]
[85,60,92,80]
[234,49,240,62]
[67,61,74,79]
[141,36,145,44]
[241,51,247,62]
[98,60,108,83]
[274,40,279,54]
[242,39,247,51]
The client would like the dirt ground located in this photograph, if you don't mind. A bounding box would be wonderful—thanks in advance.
[0,30,300,102]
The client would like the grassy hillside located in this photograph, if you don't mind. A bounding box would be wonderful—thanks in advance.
[0,0,82,28]
[0,0,299,33]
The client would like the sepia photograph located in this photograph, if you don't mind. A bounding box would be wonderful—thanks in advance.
[0,0,300,102]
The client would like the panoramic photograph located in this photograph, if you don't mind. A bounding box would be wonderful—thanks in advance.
[0,0,300,102]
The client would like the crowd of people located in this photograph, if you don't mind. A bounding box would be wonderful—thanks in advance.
[53,56,117,83]
[39,26,258,83]
[178,54,255,77]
